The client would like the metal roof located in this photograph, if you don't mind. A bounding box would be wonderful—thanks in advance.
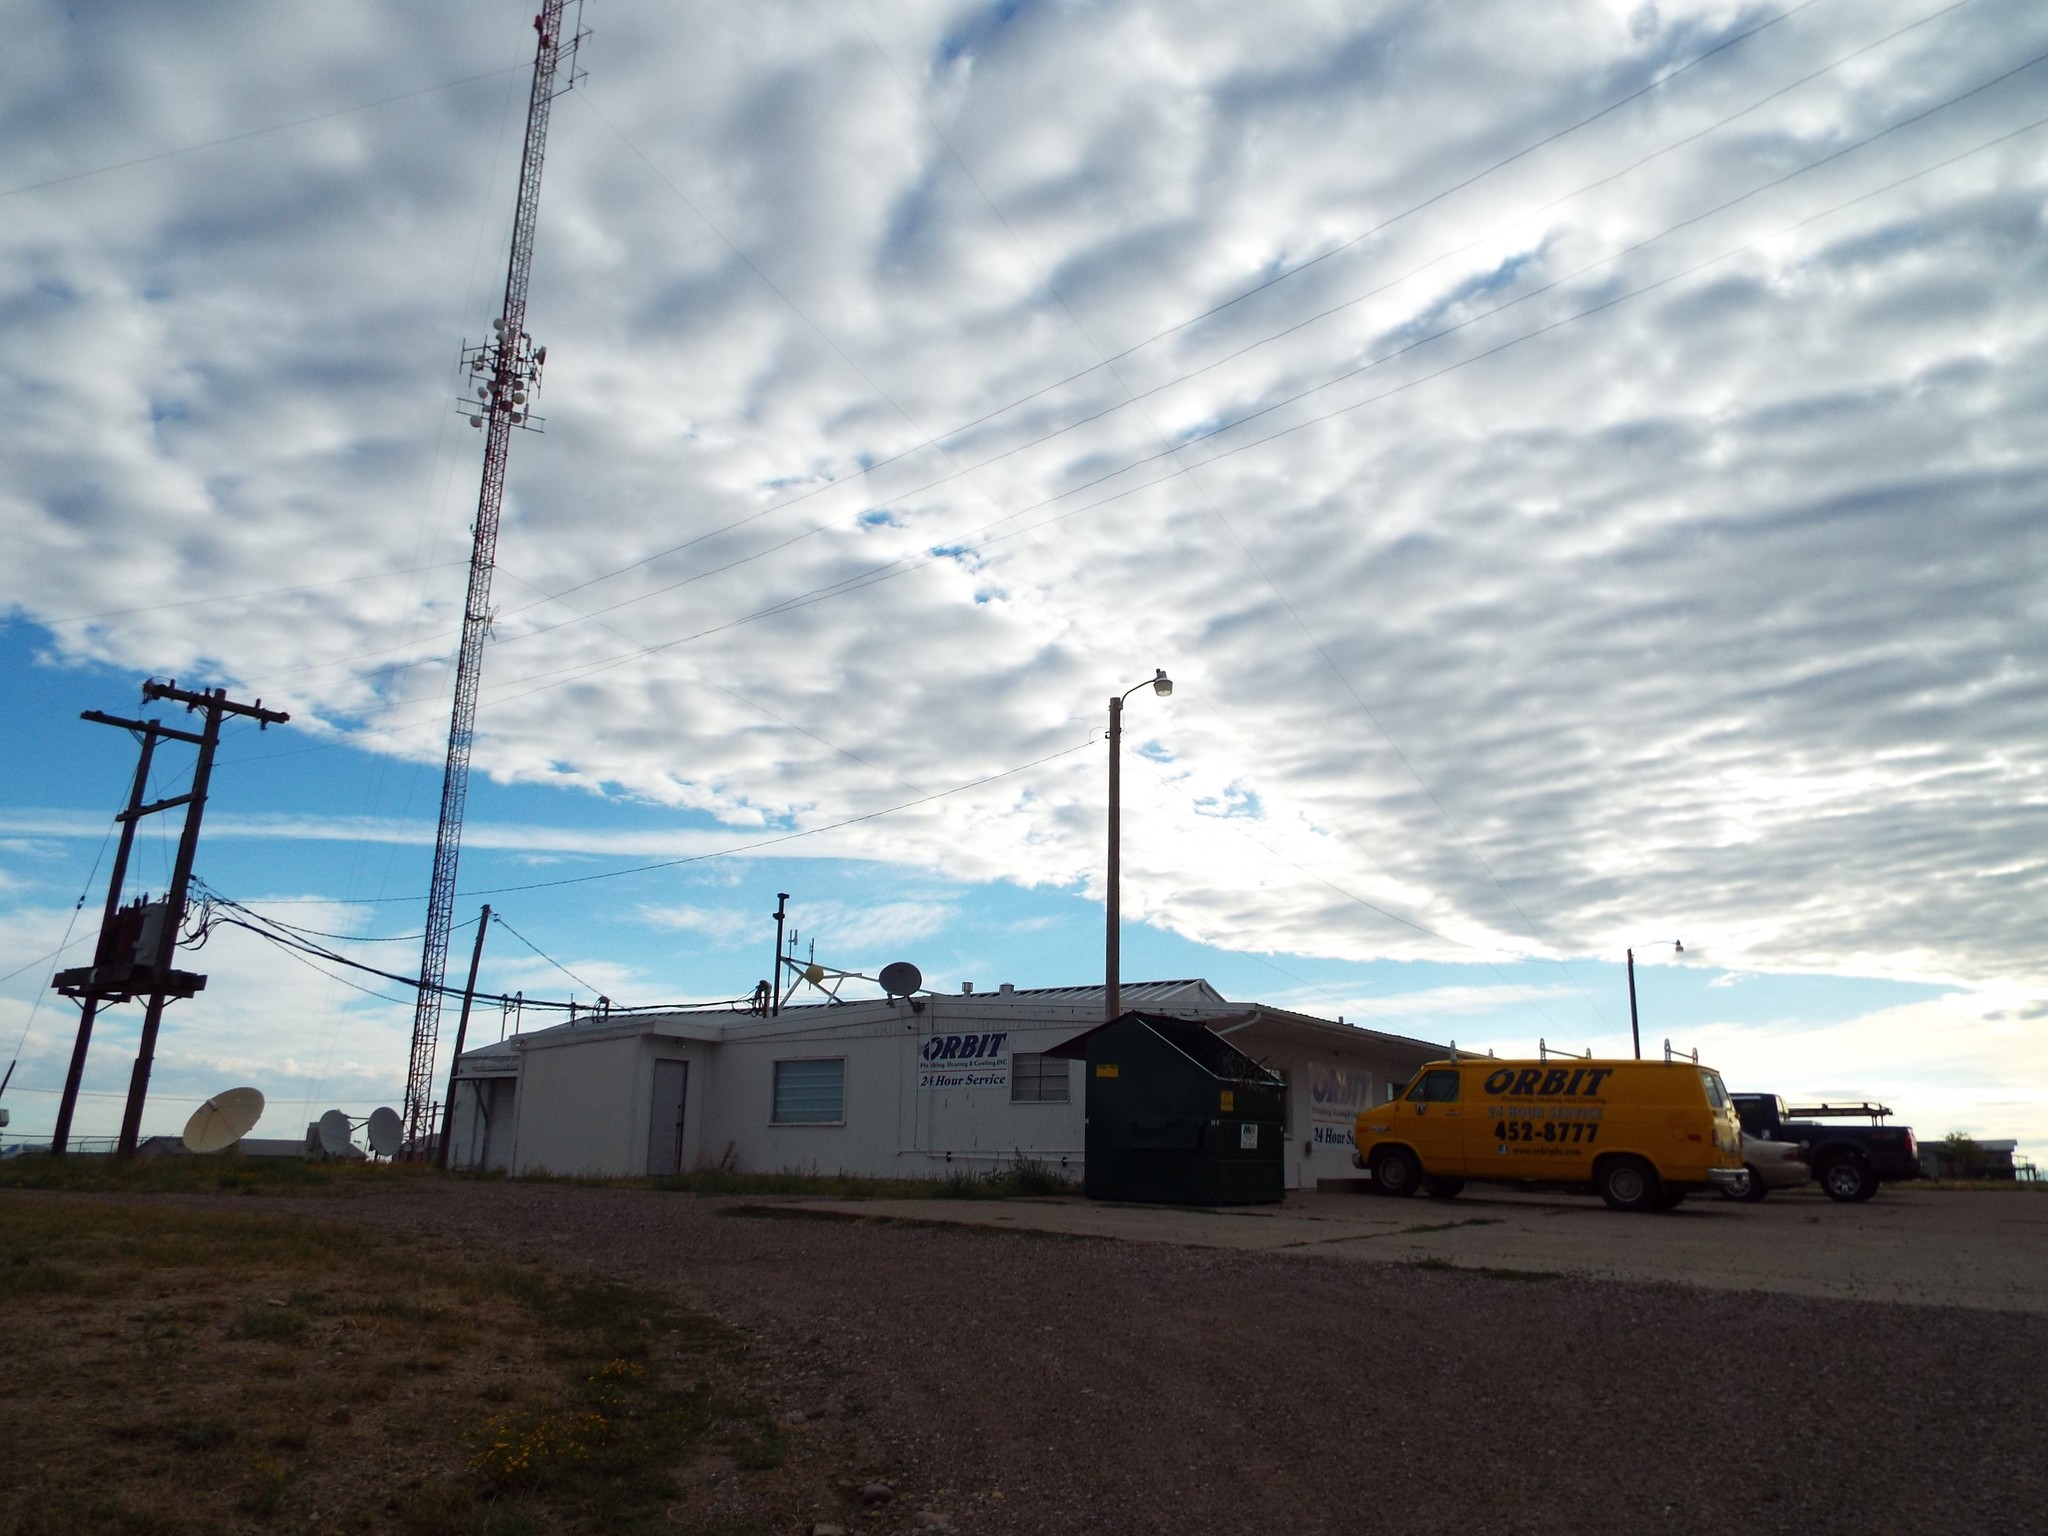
[453,975,1451,1074]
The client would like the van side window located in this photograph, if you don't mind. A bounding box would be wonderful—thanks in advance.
[1406,1069,1460,1103]
[1698,1070,1729,1110]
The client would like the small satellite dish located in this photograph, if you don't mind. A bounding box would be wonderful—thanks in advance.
[879,961,922,998]
[182,1087,265,1154]
[316,1109,353,1157]
[803,961,825,986]
[365,1106,402,1159]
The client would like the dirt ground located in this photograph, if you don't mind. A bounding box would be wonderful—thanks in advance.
[6,1178,2044,1535]
[0,1194,832,1536]
[307,1179,2047,1535]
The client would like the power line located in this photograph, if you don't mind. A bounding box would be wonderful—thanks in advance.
[18,562,466,628]
[491,915,601,997]
[217,0,1987,747]
[365,83,2048,734]
[1,62,531,199]
[240,736,1098,905]
[204,891,755,1015]
[479,0,1842,621]
[841,0,1584,1021]
[221,0,1871,705]
[259,0,2009,721]
[0,933,96,993]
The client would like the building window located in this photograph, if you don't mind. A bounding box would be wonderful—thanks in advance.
[772,1058,845,1125]
[1010,1052,1070,1104]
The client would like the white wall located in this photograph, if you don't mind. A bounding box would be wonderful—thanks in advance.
[446,1073,517,1170]
[454,995,1441,1186]
[697,1005,1088,1179]
[511,1033,647,1177]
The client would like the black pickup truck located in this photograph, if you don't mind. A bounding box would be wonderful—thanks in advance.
[1731,1094,1919,1202]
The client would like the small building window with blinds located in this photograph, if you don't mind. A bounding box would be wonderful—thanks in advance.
[1010,1051,1071,1104]
[771,1058,845,1125]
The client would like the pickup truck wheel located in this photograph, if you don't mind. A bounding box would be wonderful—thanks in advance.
[1596,1155,1662,1212]
[1371,1146,1423,1198]
[1424,1177,1465,1199]
[1819,1154,1878,1203]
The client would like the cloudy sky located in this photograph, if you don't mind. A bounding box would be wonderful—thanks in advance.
[3,0,2044,1158]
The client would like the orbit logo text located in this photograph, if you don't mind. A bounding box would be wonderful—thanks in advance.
[1481,1066,1615,1098]
[918,1031,1010,1091]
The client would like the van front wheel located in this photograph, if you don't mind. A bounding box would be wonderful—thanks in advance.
[1425,1177,1466,1199]
[1371,1146,1423,1198]
[1596,1156,1662,1212]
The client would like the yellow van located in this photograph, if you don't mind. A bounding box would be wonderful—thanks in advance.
[1352,1056,1744,1211]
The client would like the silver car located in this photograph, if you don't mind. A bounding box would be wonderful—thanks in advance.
[1719,1131,1810,1201]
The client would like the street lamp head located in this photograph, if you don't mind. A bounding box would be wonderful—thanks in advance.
[1152,669,1173,697]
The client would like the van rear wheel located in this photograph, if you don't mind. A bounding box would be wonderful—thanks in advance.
[1596,1156,1662,1212]
[1424,1177,1465,1199]
[1371,1146,1423,1198]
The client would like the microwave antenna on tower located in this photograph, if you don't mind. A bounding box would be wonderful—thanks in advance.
[402,1,588,1158]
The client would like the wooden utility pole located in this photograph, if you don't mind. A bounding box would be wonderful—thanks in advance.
[55,680,288,1156]
[436,905,492,1169]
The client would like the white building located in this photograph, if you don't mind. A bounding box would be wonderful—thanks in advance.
[447,979,1445,1191]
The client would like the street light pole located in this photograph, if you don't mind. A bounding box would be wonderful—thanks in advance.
[1627,947,1640,1061]
[1625,939,1682,1059]
[1105,670,1171,1023]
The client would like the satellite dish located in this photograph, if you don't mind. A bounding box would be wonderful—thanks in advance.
[316,1109,353,1157]
[182,1087,265,1154]
[365,1107,402,1159]
[879,961,922,998]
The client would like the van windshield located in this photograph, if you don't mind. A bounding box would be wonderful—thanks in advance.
[1406,1069,1461,1103]
[1699,1069,1730,1109]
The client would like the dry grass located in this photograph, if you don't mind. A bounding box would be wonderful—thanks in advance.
[0,1196,806,1535]
[0,1153,382,1198]
[0,1151,1079,1204]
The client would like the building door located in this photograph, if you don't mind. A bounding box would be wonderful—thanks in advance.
[647,1060,689,1175]
[479,1079,515,1170]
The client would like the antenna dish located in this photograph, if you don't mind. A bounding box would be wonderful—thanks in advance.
[803,961,825,986]
[365,1106,402,1159]
[316,1109,353,1157]
[879,961,922,998]
[182,1087,264,1154]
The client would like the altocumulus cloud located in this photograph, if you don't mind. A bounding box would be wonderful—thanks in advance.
[3,0,2046,1027]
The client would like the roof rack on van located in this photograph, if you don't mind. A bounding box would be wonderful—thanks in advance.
[1538,1038,1592,1062]
[1661,1039,1700,1065]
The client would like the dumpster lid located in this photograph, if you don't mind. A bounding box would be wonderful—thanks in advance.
[1045,1011,1282,1085]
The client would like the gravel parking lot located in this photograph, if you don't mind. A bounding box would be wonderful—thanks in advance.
[303,1179,2045,1536]
[792,1183,2048,1313]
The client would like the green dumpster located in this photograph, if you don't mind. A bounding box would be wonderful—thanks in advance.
[1047,1012,1285,1205]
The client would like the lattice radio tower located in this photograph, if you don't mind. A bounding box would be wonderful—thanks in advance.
[403,1,587,1156]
